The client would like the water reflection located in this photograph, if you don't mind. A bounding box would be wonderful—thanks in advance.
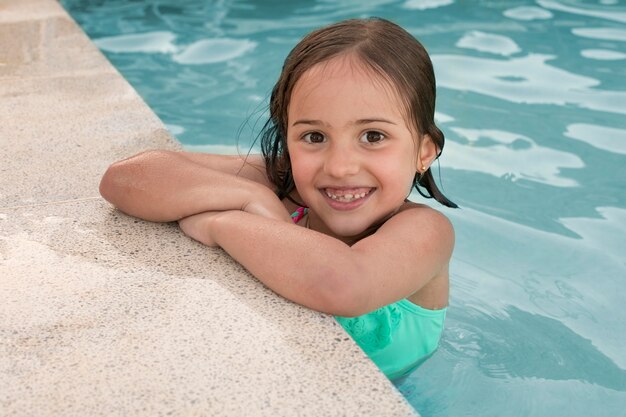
[564,124,626,155]
[503,6,553,21]
[94,32,258,66]
[521,270,594,321]
[580,49,626,60]
[572,27,626,42]
[456,31,520,56]
[94,31,177,53]
[433,53,626,115]
[435,111,454,124]
[172,38,257,64]
[537,0,626,24]
[402,0,454,11]
[445,306,626,391]
[558,206,626,265]
[223,0,397,36]
[445,128,583,187]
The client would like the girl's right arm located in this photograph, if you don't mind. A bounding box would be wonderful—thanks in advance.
[99,150,290,223]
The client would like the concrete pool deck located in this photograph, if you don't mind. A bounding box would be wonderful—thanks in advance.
[0,1,418,415]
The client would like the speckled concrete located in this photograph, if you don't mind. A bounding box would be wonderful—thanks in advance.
[0,1,418,416]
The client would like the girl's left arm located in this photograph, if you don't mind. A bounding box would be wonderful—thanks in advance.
[183,207,453,317]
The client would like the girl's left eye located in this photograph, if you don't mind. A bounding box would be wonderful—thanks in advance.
[360,131,386,144]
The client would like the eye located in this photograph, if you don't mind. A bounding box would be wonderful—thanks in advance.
[360,130,385,144]
[302,131,326,144]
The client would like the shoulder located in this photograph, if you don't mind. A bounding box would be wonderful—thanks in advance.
[390,202,454,234]
[347,201,453,314]
[377,202,455,257]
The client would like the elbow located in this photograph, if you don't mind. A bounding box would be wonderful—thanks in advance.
[99,162,123,205]
[99,149,165,206]
[99,163,120,203]
[99,157,137,206]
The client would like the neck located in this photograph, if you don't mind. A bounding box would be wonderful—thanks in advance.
[306,211,381,246]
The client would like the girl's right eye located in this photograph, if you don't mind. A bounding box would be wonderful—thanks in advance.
[302,132,326,144]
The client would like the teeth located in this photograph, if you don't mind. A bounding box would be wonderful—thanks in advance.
[324,189,370,202]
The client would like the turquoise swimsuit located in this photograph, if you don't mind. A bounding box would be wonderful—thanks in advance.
[335,301,446,379]
[291,208,446,379]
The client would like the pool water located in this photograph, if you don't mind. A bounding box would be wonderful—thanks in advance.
[62,0,626,415]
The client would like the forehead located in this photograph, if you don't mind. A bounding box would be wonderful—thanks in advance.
[293,54,398,99]
[289,54,408,121]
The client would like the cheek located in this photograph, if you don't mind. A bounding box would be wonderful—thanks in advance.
[388,154,418,193]
[288,151,313,188]
[289,156,320,207]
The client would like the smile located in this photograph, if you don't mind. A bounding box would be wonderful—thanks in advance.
[323,187,374,203]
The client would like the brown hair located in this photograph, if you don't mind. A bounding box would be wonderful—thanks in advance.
[260,17,457,208]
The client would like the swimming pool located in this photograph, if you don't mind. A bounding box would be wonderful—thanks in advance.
[61,0,626,415]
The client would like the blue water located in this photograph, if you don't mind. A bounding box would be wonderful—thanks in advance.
[62,1,626,415]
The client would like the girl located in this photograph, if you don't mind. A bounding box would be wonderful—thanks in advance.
[100,18,456,380]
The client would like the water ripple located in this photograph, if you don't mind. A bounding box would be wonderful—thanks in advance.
[537,0,626,24]
[572,27,626,42]
[172,39,257,65]
[445,305,626,390]
[223,0,397,36]
[564,123,626,155]
[435,111,454,124]
[94,31,177,54]
[581,49,626,60]
[456,31,521,56]
[402,0,454,10]
[559,206,626,265]
[503,6,553,21]
[433,53,626,115]
[445,128,583,187]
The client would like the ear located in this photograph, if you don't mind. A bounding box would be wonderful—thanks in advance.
[416,134,438,173]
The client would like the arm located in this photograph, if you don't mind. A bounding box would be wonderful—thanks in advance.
[99,150,290,222]
[186,206,454,317]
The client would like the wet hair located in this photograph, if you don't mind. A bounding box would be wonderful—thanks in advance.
[260,17,457,208]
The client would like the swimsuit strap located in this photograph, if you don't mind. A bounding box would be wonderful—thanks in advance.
[290,206,308,224]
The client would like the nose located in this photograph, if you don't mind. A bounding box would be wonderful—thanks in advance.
[323,141,360,178]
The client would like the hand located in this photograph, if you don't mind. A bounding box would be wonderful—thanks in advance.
[179,189,291,248]
[178,211,221,247]
[241,187,292,223]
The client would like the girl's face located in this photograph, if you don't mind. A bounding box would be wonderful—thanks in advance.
[287,54,429,242]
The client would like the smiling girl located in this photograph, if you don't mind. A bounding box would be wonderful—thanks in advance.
[100,18,456,379]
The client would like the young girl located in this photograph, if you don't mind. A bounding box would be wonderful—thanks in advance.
[100,18,456,380]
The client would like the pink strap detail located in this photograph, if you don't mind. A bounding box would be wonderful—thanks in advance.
[291,207,308,224]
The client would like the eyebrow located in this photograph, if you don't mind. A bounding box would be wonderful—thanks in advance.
[291,118,397,127]
[356,118,397,125]
[291,119,327,127]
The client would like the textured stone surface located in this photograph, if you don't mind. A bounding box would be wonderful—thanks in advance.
[0,0,418,416]
[0,1,177,207]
